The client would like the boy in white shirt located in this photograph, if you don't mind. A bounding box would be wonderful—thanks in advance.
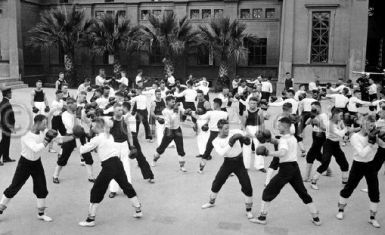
[261,77,273,101]
[368,78,377,101]
[336,115,380,228]
[201,119,254,221]
[251,116,321,226]
[116,70,129,87]
[310,108,349,190]
[0,115,58,222]
[76,118,142,227]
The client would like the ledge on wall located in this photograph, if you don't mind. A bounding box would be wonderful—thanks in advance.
[305,4,340,9]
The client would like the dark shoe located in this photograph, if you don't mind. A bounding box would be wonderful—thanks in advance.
[0,161,3,166]
[207,155,213,160]
[259,168,267,173]
[195,155,202,158]
[3,159,15,163]
[109,192,117,198]
[88,178,95,183]
[53,177,60,184]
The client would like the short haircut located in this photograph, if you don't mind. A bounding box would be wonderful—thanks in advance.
[353,89,360,94]
[213,98,222,107]
[186,80,193,86]
[137,69,143,73]
[287,89,295,96]
[282,102,292,111]
[103,86,110,90]
[84,78,90,83]
[94,117,105,127]
[36,80,42,84]
[115,91,124,97]
[62,83,69,87]
[279,116,292,126]
[113,102,122,108]
[34,114,47,124]
[155,89,161,93]
[366,114,376,123]
[197,90,203,95]
[311,101,321,107]
[95,88,103,94]
[165,95,176,102]
[217,119,229,130]
[59,72,64,75]
[286,72,290,75]
[121,70,126,74]
[342,87,349,95]
[122,101,131,110]
[79,91,87,96]
[55,90,63,94]
[331,107,342,117]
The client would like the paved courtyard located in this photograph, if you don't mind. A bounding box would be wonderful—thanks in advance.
[0,88,384,235]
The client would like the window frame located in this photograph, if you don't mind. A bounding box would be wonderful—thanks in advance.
[196,46,210,65]
[307,9,335,64]
[202,9,212,19]
[190,9,200,19]
[265,8,276,18]
[240,9,251,19]
[244,38,267,66]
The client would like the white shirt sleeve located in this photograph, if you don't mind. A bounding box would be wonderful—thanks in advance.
[24,135,46,153]
[80,135,100,154]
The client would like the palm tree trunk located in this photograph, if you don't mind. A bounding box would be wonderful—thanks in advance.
[163,58,174,77]
[113,53,122,78]
[64,53,75,86]
[217,60,229,90]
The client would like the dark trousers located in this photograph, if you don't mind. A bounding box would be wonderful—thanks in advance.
[263,162,312,204]
[202,131,219,160]
[156,127,185,156]
[340,160,379,203]
[0,131,11,161]
[136,109,152,140]
[4,156,48,199]
[300,112,311,133]
[316,139,349,174]
[132,132,154,180]
[183,102,197,123]
[239,101,246,116]
[57,138,93,166]
[268,138,280,170]
[51,115,66,136]
[211,155,253,197]
[306,132,326,164]
[90,157,137,203]
[261,92,270,101]
[371,146,385,172]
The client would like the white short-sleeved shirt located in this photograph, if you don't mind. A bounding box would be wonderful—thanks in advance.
[350,132,376,162]
[167,76,175,85]
[261,81,273,93]
[312,113,328,132]
[62,111,76,134]
[96,97,109,109]
[80,133,119,162]
[178,88,197,102]
[199,110,228,131]
[327,94,349,108]
[212,129,244,158]
[117,76,129,86]
[131,94,148,110]
[347,96,367,112]
[162,106,184,129]
[95,75,105,87]
[278,134,298,163]
[300,98,317,112]
[51,99,64,116]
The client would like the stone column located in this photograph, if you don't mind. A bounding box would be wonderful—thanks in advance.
[348,0,369,82]
[8,0,23,79]
[277,0,295,94]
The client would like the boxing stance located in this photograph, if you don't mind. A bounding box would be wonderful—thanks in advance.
[152,95,190,172]
[52,98,94,184]
[194,90,211,159]
[241,97,266,172]
[251,117,321,226]
[76,118,142,227]
[192,98,228,173]
[31,80,50,116]
[336,115,381,228]
[0,115,58,222]
[201,119,254,220]
[310,108,349,190]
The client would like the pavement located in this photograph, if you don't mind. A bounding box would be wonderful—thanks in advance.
[0,88,384,235]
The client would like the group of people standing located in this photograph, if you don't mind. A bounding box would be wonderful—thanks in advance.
[0,69,383,230]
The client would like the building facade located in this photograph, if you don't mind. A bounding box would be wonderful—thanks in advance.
[0,0,369,92]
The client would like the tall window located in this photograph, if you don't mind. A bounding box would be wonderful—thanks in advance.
[244,38,267,65]
[265,8,276,18]
[197,46,209,65]
[141,10,149,20]
[150,42,162,64]
[310,11,330,63]
[252,9,263,19]
[117,10,126,18]
[202,9,211,19]
[240,9,251,19]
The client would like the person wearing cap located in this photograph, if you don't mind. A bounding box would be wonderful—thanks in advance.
[0,88,15,165]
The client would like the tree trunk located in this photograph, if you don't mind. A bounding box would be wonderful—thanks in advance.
[163,57,174,77]
[64,53,75,87]
[113,53,122,78]
[216,60,229,91]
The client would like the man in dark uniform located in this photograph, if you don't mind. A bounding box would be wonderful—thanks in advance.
[0,88,15,165]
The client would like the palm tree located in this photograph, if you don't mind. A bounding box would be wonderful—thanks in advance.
[27,5,86,85]
[143,11,198,77]
[198,17,256,89]
[89,14,145,77]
